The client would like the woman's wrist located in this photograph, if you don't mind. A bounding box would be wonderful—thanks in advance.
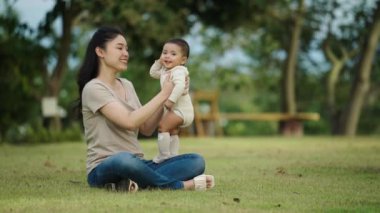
[158,90,170,102]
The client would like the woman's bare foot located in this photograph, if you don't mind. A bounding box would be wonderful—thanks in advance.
[182,174,215,191]
[183,179,196,190]
[205,175,215,189]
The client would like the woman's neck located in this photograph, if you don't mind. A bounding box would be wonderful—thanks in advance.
[96,67,125,100]
[97,65,119,87]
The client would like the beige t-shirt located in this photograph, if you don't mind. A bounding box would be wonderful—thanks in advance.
[82,78,144,175]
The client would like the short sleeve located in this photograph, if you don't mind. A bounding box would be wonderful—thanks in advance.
[121,78,143,109]
[82,81,116,113]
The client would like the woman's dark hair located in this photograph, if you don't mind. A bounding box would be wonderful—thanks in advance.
[74,26,123,119]
[166,38,190,58]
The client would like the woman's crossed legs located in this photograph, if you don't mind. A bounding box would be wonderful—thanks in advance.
[87,152,206,190]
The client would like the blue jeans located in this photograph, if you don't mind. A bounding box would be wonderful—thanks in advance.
[87,152,205,190]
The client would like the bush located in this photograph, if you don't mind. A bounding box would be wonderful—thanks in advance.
[223,121,277,136]
[3,122,83,144]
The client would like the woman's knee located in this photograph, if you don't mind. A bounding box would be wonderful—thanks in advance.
[188,153,206,172]
[112,152,142,171]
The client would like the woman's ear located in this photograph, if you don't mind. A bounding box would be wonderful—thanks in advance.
[95,47,104,58]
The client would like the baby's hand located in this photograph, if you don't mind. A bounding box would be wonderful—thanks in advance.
[159,58,164,66]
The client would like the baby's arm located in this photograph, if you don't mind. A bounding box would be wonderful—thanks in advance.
[149,60,163,79]
[168,67,188,104]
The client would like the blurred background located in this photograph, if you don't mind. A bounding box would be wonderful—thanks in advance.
[0,0,379,144]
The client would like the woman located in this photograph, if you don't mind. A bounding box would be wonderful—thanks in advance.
[76,26,214,191]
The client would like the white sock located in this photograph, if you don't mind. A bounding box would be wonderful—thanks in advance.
[153,132,170,163]
[170,135,180,156]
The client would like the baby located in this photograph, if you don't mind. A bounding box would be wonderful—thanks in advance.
[149,38,194,163]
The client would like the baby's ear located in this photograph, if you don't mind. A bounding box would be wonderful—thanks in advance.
[181,56,188,65]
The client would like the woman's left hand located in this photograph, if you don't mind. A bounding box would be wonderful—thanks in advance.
[161,74,174,97]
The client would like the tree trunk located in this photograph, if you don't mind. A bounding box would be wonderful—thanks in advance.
[323,44,356,134]
[47,1,78,130]
[280,0,305,135]
[339,2,380,136]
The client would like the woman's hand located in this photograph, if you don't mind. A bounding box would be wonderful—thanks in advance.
[183,75,190,94]
[161,74,174,97]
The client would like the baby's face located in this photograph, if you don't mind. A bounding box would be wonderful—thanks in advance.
[160,43,187,69]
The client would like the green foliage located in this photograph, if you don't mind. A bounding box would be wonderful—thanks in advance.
[3,122,82,144]
[81,0,195,61]
[358,79,380,135]
[0,2,48,138]
[224,121,277,136]
[0,0,379,137]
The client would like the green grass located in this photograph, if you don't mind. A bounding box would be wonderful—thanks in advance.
[1,137,380,212]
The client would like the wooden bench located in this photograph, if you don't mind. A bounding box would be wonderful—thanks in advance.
[186,90,320,137]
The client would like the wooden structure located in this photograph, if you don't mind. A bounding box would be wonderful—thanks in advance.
[192,90,223,137]
[189,90,320,137]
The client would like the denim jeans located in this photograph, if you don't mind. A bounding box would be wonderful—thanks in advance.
[87,152,205,190]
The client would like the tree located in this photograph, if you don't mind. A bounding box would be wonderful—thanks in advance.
[323,40,357,133]
[272,0,306,134]
[189,0,313,134]
[37,0,83,130]
[313,0,380,135]
[318,0,359,134]
[339,0,380,135]
[0,0,47,141]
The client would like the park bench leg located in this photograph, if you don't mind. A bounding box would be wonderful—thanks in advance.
[280,120,303,136]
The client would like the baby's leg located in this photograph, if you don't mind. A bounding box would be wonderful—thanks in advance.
[169,129,180,156]
[153,132,171,163]
[154,112,183,163]
[158,111,183,132]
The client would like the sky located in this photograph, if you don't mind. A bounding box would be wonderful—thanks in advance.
[7,0,55,29]
[1,0,322,73]
[4,0,376,74]
[7,0,376,36]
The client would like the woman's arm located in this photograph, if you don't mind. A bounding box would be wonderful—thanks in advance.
[99,78,173,131]
[139,107,164,136]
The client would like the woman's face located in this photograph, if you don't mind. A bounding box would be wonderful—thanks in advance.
[160,43,187,69]
[98,35,129,72]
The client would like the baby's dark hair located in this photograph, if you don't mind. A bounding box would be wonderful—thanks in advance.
[165,38,190,58]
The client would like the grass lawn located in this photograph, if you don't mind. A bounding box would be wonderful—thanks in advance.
[1,137,379,212]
